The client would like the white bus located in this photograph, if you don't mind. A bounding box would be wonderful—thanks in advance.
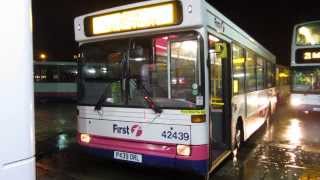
[0,0,35,179]
[34,61,77,100]
[291,21,320,113]
[74,0,277,178]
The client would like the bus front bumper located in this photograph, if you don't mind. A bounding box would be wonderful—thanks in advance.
[77,133,209,175]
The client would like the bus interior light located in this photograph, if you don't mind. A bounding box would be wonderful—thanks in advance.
[177,145,191,156]
[191,115,205,123]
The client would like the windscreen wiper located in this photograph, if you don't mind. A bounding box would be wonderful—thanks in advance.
[94,85,109,111]
[143,95,163,114]
[94,80,118,111]
[129,79,162,114]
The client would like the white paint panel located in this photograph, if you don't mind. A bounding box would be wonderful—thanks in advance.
[1,158,35,180]
[87,119,191,145]
[0,0,35,179]
[78,106,209,145]
[190,124,209,144]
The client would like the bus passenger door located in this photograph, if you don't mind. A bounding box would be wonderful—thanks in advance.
[208,35,231,163]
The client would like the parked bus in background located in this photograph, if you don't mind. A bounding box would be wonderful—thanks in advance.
[0,0,35,179]
[34,61,77,100]
[74,0,277,179]
[291,21,320,113]
[276,64,290,104]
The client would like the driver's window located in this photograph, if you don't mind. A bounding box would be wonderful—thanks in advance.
[170,40,198,102]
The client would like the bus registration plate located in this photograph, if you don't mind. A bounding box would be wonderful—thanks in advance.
[114,151,142,163]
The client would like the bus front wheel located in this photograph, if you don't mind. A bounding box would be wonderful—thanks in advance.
[234,121,244,157]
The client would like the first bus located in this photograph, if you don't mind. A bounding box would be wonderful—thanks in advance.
[74,0,277,178]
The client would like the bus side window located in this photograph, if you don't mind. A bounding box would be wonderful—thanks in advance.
[232,44,245,95]
[245,50,257,92]
[257,57,264,90]
[266,62,273,88]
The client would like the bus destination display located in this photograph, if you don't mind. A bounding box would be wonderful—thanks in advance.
[85,1,182,36]
[296,48,320,63]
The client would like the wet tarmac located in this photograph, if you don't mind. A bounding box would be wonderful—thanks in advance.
[36,101,320,180]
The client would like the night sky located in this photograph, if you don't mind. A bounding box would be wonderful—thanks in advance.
[32,0,320,65]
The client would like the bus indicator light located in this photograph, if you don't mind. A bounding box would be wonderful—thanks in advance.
[191,115,205,123]
[86,2,182,36]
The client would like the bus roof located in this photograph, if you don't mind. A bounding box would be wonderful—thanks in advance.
[74,0,275,63]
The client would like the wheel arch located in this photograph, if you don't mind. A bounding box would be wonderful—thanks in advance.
[232,116,245,149]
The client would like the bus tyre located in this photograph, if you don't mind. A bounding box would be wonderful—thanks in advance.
[266,105,272,127]
[234,122,243,156]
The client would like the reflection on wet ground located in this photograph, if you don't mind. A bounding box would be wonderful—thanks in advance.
[35,102,77,160]
[36,102,320,180]
[213,106,320,180]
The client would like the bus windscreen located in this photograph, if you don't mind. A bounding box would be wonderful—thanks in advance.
[296,23,320,46]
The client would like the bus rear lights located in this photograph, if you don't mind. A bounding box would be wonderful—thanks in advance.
[177,145,191,156]
[191,115,205,123]
[80,133,91,144]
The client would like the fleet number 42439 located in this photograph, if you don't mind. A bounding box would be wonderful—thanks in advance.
[161,129,190,141]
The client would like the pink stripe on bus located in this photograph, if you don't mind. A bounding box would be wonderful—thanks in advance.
[78,134,209,160]
[176,145,209,160]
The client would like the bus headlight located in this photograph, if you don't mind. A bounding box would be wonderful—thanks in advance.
[177,145,191,156]
[80,133,91,144]
[291,97,302,107]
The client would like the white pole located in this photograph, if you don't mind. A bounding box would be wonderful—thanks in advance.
[0,0,35,179]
